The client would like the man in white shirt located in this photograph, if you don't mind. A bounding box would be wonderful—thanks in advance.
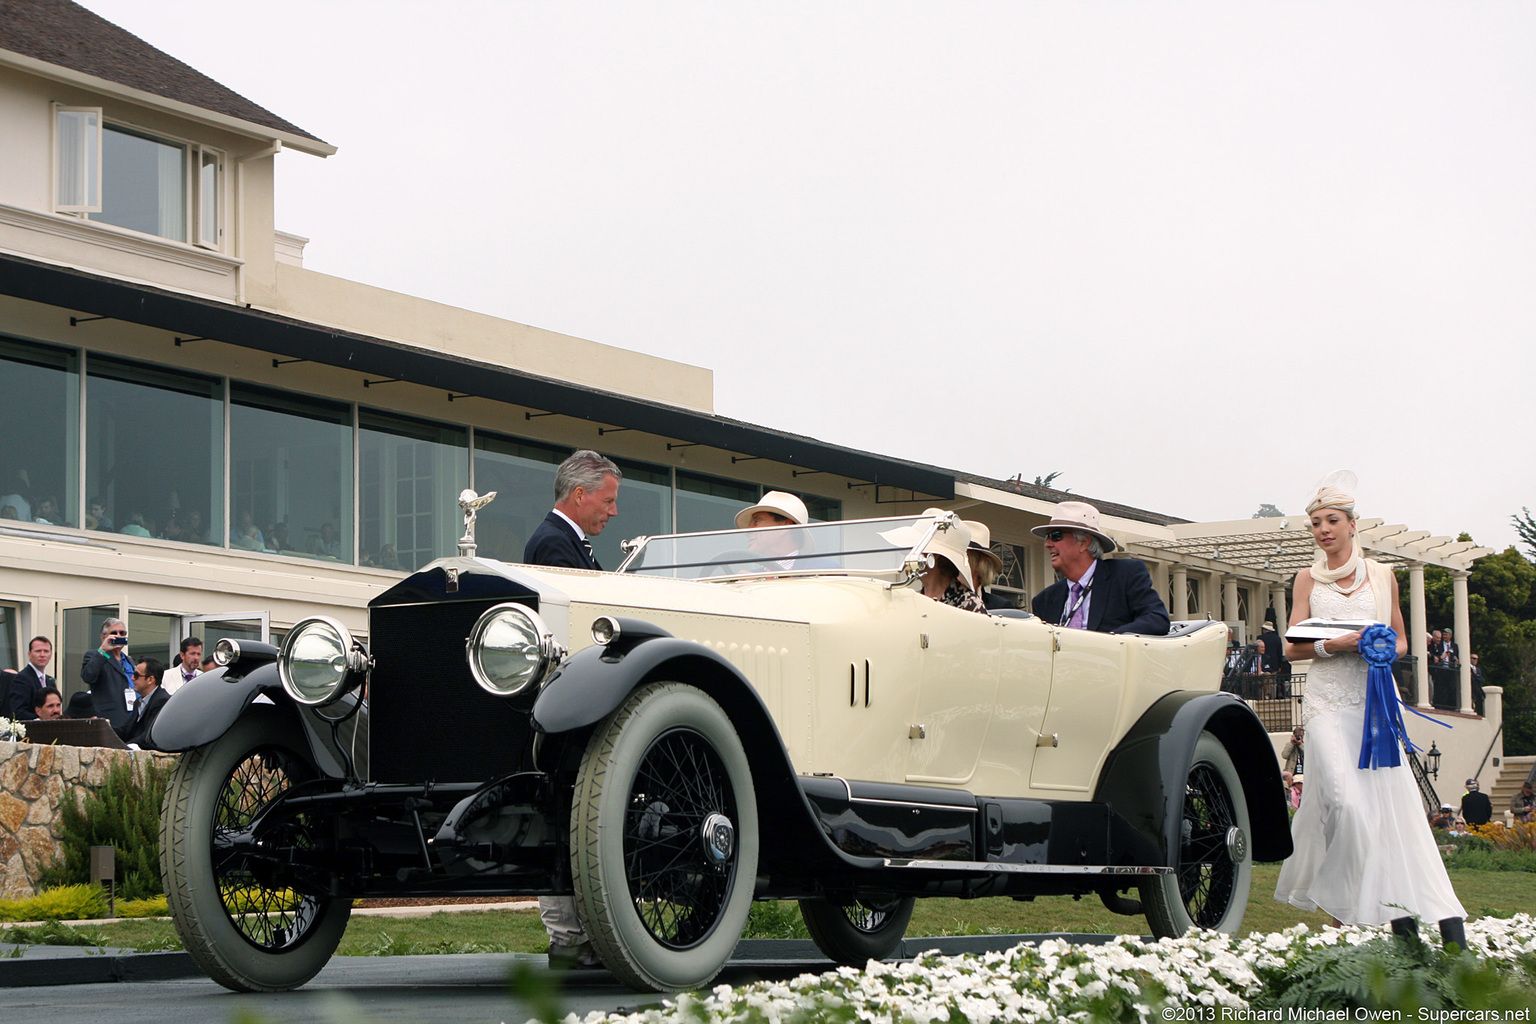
[163,637,203,694]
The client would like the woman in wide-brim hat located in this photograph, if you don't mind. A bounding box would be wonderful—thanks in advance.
[882,510,987,614]
[1273,476,1466,947]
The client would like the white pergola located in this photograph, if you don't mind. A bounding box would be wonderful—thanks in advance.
[1125,517,1494,713]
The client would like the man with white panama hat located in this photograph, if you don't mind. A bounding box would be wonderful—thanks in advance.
[1029,500,1169,636]
[736,490,821,570]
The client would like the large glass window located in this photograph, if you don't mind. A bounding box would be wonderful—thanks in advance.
[592,458,671,570]
[470,434,567,564]
[800,492,841,522]
[676,471,757,534]
[359,410,468,571]
[0,336,79,528]
[231,384,352,562]
[85,355,222,543]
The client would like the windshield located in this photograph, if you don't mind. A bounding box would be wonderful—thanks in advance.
[617,514,945,580]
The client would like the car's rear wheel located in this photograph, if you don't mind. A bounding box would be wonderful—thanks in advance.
[1140,731,1251,936]
[572,681,758,992]
[160,711,350,991]
[800,895,914,964]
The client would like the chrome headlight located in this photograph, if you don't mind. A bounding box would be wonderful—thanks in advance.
[278,616,369,706]
[466,603,565,696]
[212,637,241,667]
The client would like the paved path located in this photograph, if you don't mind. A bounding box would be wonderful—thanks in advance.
[0,934,1118,1023]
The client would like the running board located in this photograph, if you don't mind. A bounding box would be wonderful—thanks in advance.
[884,859,1172,876]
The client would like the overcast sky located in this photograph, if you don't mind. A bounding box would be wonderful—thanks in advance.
[82,1,1535,552]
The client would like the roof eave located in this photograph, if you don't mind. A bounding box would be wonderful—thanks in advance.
[0,49,336,157]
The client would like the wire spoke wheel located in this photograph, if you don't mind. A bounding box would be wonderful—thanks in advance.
[211,748,325,951]
[573,682,758,992]
[1140,732,1251,938]
[625,727,736,948]
[161,711,351,992]
[800,894,914,964]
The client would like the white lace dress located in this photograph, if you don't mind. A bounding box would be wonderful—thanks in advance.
[1273,579,1465,925]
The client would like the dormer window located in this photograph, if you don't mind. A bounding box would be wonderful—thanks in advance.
[54,105,223,250]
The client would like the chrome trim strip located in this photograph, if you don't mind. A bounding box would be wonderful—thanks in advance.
[851,796,979,814]
[884,858,1171,876]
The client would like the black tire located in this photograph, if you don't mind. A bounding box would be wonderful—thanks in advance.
[800,895,915,964]
[572,682,758,991]
[1140,732,1252,937]
[160,710,351,992]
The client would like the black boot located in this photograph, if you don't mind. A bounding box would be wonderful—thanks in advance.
[1390,916,1418,940]
[1438,917,1466,953]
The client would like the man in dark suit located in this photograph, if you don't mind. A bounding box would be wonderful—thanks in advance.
[1440,628,1460,670]
[522,449,622,970]
[8,635,56,720]
[1030,501,1170,636]
[81,617,133,731]
[119,657,170,747]
[522,450,622,571]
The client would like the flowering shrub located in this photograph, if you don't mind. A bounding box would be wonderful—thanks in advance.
[1468,819,1536,852]
[545,916,1536,1024]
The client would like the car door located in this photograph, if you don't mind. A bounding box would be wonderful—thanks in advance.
[1029,626,1129,792]
[906,601,1002,787]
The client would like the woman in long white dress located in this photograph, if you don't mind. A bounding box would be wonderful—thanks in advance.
[1273,484,1466,946]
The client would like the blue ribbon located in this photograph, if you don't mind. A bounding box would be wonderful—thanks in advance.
[1357,623,1449,770]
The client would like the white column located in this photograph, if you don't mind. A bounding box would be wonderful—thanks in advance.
[1270,584,1288,631]
[1171,566,1188,620]
[1409,563,1430,709]
[1151,561,1169,612]
[1454,570,1473,714]
[1223,577,1240,627]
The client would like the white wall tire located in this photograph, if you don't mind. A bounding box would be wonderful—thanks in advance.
[572,682,759,992]
[159,711,351,991]
[1140,731,1252,937]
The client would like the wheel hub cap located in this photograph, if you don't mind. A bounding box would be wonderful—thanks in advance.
[701,812,735,866]
[1225,825,1248,864]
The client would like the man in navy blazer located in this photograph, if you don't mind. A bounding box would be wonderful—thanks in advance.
[119,657,171,747]
[522,450,622,571]
[522,449,623,969]
[1030,501,1170,636]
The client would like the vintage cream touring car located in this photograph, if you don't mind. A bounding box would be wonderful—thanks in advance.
[149,501,1291,994]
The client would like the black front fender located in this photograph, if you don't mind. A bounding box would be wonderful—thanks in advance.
[146,663,358,780]
[1095,691,1293,867]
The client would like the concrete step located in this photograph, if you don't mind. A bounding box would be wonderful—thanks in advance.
[1488,755,1535,811]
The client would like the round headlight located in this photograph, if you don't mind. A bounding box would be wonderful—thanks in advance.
[212,637,241,667]
[466,603,565,696]
[279,616,367,706]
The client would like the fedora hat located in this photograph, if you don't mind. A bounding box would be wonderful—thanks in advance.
[1029,500,1118,553]
[962,520,1003,577]
[735,490,809,530]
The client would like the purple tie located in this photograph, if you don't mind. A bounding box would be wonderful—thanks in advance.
[1067,582,1087,629]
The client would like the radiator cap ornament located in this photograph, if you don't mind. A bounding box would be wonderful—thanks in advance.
[457,488,497,557]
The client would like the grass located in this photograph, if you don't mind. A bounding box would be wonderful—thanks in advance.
[14,863,1536,955]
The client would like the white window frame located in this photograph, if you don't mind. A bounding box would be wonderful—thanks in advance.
[52,107,225,251]
[53,103,103,213]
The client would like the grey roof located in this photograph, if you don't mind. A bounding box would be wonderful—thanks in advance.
[0,0,327,145]
[952,469,1190,528]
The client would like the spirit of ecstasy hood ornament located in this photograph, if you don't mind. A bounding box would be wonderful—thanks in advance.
[457,489,497,557]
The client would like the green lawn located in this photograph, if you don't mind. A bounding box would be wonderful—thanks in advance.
[10,863,1536,956]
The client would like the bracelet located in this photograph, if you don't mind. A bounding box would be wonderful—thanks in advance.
[1314,638,1334,659]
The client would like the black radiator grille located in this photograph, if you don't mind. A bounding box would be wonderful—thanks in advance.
[368,599,539,784]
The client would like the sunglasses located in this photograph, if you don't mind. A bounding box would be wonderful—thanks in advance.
[106,630,127,637]
[1044,530,1067,542]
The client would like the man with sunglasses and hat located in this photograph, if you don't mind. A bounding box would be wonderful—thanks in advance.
[1030,501,1169,636]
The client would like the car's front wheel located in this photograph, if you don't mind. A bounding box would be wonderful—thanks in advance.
[800,895,915,964]
[160,710,351,991]
[572,681,759,992]
[1140,731,1252,936]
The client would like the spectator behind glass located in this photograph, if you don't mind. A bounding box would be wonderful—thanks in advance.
[85,496,114,532]
[230,509,264,549]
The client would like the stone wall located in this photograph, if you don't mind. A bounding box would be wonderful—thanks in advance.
[0,740,173,900]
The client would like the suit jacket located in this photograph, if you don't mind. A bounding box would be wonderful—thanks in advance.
[7,663,54,720]
[1031,558,1171,636]
[523,511,601,570]
[119,685,170,747]
[81,649,132,731]
[1441,641,1460,668]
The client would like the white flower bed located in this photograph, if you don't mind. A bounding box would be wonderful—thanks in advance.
[551,916,1536,1024]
